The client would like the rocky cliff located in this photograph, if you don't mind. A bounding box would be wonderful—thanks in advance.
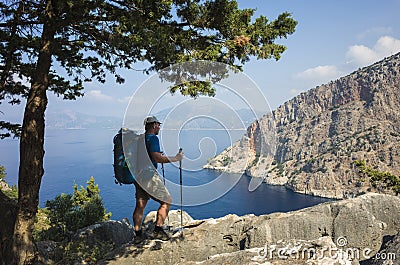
[205,52,400,199]
[90,193,400,265]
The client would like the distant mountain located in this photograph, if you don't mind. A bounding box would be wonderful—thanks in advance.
[206,52,400,199]
[154,106,260,130]
[45,103,257,131]
[46,110,122,129]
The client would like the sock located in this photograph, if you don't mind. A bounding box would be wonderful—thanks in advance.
[154,225,163,232]
[135,229,142,236]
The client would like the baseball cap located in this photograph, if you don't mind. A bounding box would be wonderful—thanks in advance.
[143,116,162,125]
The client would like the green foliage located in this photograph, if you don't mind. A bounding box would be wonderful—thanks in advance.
[0,165,18,201]
[0,121,21,139]
[2,185,18,202]
[44,193,73,236]
[355,160,400,195]
[0,165,5,179]
[38,177,111,241]
[222,156,232,166]
[32,208,52,241]
[276,163,284,176]
[269,162,285,175]
[34,177,114,262]
[53,240,114,264]
[291,168,302,177]
[73,176,100,206]
[249,156,259,168]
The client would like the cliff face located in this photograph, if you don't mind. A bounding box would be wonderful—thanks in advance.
[205,52,400,198]
[96,193,400,265]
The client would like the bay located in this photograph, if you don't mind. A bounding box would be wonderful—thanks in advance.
[0,128,332,222]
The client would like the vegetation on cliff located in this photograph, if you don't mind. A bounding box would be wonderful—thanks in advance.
[0,171,112,264]
[34,176,111,241]
[355,160,400,195]
[0,165,18,201]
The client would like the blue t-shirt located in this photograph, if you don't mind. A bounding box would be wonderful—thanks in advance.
[145,133,161,168]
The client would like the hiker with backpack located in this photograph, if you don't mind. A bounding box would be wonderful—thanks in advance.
[132,116,184,243]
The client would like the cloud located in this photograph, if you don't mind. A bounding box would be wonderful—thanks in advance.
[345,45,377,65]
[86,90,131,104]
[346,36,400,66]
[118,96,132,103]
[295,65,342,83]
[86,90,114,101]
[375,35,400,54]
[295,35,400,87]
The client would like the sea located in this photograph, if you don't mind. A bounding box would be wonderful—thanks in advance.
[0,128,332,222]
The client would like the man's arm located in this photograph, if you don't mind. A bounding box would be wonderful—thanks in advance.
[150,151,183,163]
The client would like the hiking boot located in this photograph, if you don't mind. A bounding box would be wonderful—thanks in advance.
[151,226,170,241]
[133,230,146,244]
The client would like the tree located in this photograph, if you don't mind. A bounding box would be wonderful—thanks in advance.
[39,176,111,241]
[0,165,5,179]
[0,0,297,264]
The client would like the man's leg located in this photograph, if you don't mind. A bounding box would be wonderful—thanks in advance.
[155,201,170,227]
[145,172,172,240]
[152,198,172,241]
[132,198,148,244]
[133,198,148,231]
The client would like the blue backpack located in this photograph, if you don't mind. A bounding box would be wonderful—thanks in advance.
[113,128,136,185]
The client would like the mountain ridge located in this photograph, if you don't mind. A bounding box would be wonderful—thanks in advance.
[47,107,257,130]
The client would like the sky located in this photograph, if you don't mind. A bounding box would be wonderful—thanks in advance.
[2,0,400,124]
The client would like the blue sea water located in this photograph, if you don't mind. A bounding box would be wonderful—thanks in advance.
[0,128,332,222]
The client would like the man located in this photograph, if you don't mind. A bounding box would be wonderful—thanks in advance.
[133,116,183,243]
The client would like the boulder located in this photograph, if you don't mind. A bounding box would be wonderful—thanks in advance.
[365,231,399,265]
[37,218,136,264]
[143,209,195,232]
[185,236,360,265]
[70,218,135,247]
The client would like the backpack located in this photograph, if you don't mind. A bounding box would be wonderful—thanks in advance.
[113,128,141,185]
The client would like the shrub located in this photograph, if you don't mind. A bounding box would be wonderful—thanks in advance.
[0,165,5,179]
[221,156,232,167]
[38,177,111,241]
[1,185,18,201]
[0,165,18,201]
[354,160,400,195]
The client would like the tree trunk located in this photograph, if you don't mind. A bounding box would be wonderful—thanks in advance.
[10,1,56,264]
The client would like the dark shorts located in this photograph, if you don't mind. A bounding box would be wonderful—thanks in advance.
[133,180,152,201]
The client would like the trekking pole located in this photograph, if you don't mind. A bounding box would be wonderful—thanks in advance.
[161,162,165,184]
[179,148,183,238]
[161,162,170,228]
